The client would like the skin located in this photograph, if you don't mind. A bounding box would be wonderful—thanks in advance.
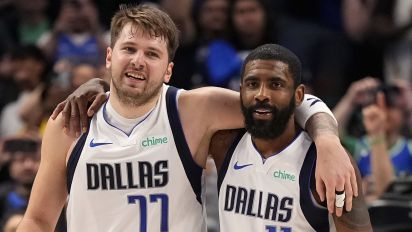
[54,35,358,214]
[18,18,357,232]
[210,59,372,231]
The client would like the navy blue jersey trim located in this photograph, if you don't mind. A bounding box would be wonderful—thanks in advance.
[165,86,203,204]
[67,131,89,194]
[217,130,246,194]
[299,144,330,231]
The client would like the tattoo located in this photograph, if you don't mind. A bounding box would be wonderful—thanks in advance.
[306,113,338,139]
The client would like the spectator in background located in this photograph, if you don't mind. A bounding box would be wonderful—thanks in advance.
[0,137,40,223]
[13,0,51,45]
[38,0,108,68]
[0,0,50,52]
[384,0,412,83]
[71,63,98,88]
[361,81,412,200]
[193,0,277,90]
[0,45,49,137]
[191,0,237,88]
[213,0,350,106]
[17,63,96,136]
[334,77,412,202]
[18,82,71,136]
[342,0,412,85]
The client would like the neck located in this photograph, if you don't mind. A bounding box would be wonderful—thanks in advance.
[109,86,161,119]
[252,118,296,159]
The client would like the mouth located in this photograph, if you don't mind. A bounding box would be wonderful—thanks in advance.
[125,71,146,81]
[254,108,272,114]
[253,108,273,119]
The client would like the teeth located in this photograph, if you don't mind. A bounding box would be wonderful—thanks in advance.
[126,72,145,80]
[255,109,271,113]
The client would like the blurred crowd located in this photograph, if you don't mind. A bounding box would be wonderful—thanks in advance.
[1,0,412,231]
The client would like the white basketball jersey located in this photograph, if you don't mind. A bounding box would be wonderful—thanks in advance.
[218,131,335,232]
[66,85,206,232]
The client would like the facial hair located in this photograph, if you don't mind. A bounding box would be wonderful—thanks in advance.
[241,95,296,139]
[111,69,165,107]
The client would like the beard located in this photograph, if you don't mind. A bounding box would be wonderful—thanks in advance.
[111,71,164,107]
[241,95,296,139]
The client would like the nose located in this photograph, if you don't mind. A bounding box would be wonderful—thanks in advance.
[254,84,270,102]
[131,51,145,70]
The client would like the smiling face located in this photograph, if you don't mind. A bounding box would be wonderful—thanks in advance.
[106,23,173,107]
[240,59,304,139]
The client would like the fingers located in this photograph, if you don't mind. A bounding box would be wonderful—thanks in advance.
[61,100,71,134]
[70,99,81,137]
[316,178,325,202]
[87,93,107,117]
[334,183,345,217]
[351,170,358,197]
[344,176,353,212]
[325,181,336,215]
[325,177,346,216]
[51,101,66,120]
[376,92,386,110]
[76,97,88,133]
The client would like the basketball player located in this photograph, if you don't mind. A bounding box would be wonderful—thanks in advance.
[211,44,372,231]
[19,4,355,232]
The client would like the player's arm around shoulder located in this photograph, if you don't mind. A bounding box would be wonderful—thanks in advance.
[17,115,77,232]
[332,153,373,232]
[179,87,243,132]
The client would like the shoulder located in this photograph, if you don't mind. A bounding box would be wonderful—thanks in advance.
[210,129,245,172]
[42,114,77,161]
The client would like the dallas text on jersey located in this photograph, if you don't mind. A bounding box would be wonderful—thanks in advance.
[86,160,169,190]
[223,184,293,222]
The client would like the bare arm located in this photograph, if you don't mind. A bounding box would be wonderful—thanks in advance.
[17,115,75,232]
[362,93,395,200]
[306,112,358,216]
[178,87,242,167]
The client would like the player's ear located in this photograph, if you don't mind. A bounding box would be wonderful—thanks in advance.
[106,47,112,69]
[164,62,173,83]
[295,84,305,106]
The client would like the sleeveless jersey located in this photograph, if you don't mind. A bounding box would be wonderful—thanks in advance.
[218,131,335,232]
[66,85,206,232]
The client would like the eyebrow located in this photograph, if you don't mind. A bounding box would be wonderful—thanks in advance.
[147,46,163,55]
[120,42,163,54]
[244,76,286,82]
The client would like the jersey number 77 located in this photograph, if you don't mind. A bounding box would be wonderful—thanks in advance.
[128,194,169,232]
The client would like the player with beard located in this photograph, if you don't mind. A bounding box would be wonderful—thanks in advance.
[210,44,372,231]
